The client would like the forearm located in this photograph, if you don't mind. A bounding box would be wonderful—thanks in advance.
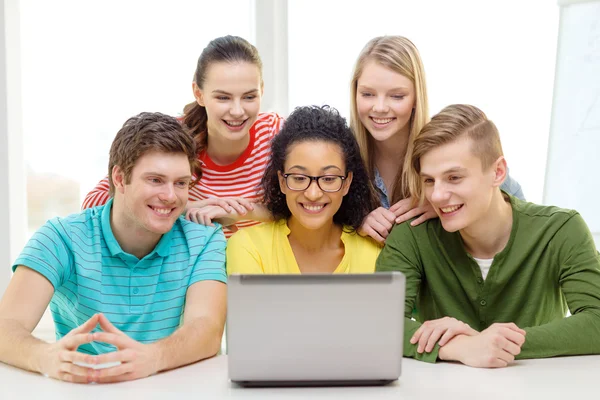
[403,318,439,363]
[0,318,48,373]
[519,310,600,359]
[151,316,223,372]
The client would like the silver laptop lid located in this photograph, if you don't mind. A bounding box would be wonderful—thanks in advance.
[227,272,405,383]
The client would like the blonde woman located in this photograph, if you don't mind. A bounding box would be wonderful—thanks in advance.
[350,36,524,243]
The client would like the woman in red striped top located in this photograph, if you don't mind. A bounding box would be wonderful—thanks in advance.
[82,36,283,237]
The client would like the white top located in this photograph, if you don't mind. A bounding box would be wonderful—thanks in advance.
[473,256,494,280]
[0,354,598,400]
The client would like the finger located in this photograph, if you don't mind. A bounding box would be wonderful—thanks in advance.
[368,219,391,240]
[438,328,458,347]
[389,198,412,215]
[493,348,515,367]
[224,199,247,214]
[362,226,385,244]
[92,332,130,349]
[410,325,425,344]
[95,372,135,384]
[425,328,446,352]
[497,322,527,336]
[498,328,526,347]
[97,314,122,334]
[500,337,522,356]
[231,198,255,212]
[187,211,200,224]
[95,363,135,379]
[59,361,94,379]
[395,207,425,225]
[92,349,136,365]
[200,214,215,227]
[417,328,435,354]
[372,213,395,231]
[59,350,95,365]
[68,314,99,335]
[410,210,438,226]
[58,371,90,384]
[63,332,95,350]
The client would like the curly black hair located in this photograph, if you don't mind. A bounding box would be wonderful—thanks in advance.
[261,105,379,232]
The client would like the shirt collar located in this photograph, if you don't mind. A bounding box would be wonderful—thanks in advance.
[101,198,174,259]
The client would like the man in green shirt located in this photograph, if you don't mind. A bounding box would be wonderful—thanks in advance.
[376,104,600,367]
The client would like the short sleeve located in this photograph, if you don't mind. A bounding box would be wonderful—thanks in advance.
[12,219,74,289]
[189,225,227,285]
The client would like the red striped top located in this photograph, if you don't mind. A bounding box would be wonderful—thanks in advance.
[82,112,283,237]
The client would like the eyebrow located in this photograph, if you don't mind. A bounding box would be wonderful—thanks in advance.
[212,89,259,95]
[357,84,410,92]
[287,165,343,173]
[420,167,467,177]
[143,172,192,180]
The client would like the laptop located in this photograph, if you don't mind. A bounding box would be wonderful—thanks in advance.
[227,272,405,387]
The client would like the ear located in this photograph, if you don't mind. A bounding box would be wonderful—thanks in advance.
[490,156,508,188]
[277,171,287,195]
[341,171,353,196]
[193,82,205,107]
[112,165,127,194]
[260,80,265,97]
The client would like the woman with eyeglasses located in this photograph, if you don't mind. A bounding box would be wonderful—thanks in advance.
[226,105,381,274]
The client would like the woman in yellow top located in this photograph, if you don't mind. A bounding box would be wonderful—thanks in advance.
[226,105,381,274]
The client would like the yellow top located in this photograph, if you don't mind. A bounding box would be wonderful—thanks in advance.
[226,220,381,274]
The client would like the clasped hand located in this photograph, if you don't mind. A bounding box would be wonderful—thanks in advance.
[40,313,161,383]
[186,197,256,232]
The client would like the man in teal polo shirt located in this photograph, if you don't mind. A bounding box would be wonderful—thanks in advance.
[0,112,227,383]
[376,104,600,367]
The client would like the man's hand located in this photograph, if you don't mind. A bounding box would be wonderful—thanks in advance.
[38,314,99,383]
[88,314,161,383]
[411,317,478,353]
[439,323,527,368]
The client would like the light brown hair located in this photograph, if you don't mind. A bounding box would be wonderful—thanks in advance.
[108,112,200,195]
[408,104,504,204]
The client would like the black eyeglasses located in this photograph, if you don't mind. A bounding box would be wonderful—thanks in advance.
[282,173,348,193]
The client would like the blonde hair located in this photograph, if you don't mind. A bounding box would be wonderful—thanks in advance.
[408,104,504,204]
[349,36,429,204]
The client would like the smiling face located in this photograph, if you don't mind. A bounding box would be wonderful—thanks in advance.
[113,150,192,238]
[194,61,263,142]
[419,136,505,232]
[278,141,353,232]
[356,60,416,143]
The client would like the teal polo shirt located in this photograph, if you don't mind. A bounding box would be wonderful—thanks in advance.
[13,199,227,355]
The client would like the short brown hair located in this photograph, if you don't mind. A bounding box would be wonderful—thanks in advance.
[107,112,200,195]
[408,104,504,203]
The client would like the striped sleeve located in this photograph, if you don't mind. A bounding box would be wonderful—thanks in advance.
[82,177,111,209]
[12,220,74,289]
[189,225,227,285]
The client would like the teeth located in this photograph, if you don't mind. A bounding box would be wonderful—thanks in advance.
[152,207,172,215]
[303,204,324,211]
[372,117,393,124]
[441,205,461,213]
[225,120,244,126]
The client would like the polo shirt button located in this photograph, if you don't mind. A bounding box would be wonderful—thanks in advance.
[480,299,487,306]
[477,278,483,284]
[133,288,139,294]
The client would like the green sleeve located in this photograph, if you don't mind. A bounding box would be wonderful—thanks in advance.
[376,222,439,363]
[518,213,600,359]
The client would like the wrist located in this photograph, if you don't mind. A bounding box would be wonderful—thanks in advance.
[148,342,166,374]
[438,334,468,362]
[31,341,51,375]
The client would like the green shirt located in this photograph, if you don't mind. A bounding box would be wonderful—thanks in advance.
[376,195,600,363]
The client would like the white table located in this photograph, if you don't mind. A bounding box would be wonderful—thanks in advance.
[1,355,598,400]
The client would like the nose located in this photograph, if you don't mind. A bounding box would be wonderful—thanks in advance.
[372,96,389,113]
[430,182,450,205]
[159,184,177,203]
[304,179,323,200]
[230,99,244,118]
